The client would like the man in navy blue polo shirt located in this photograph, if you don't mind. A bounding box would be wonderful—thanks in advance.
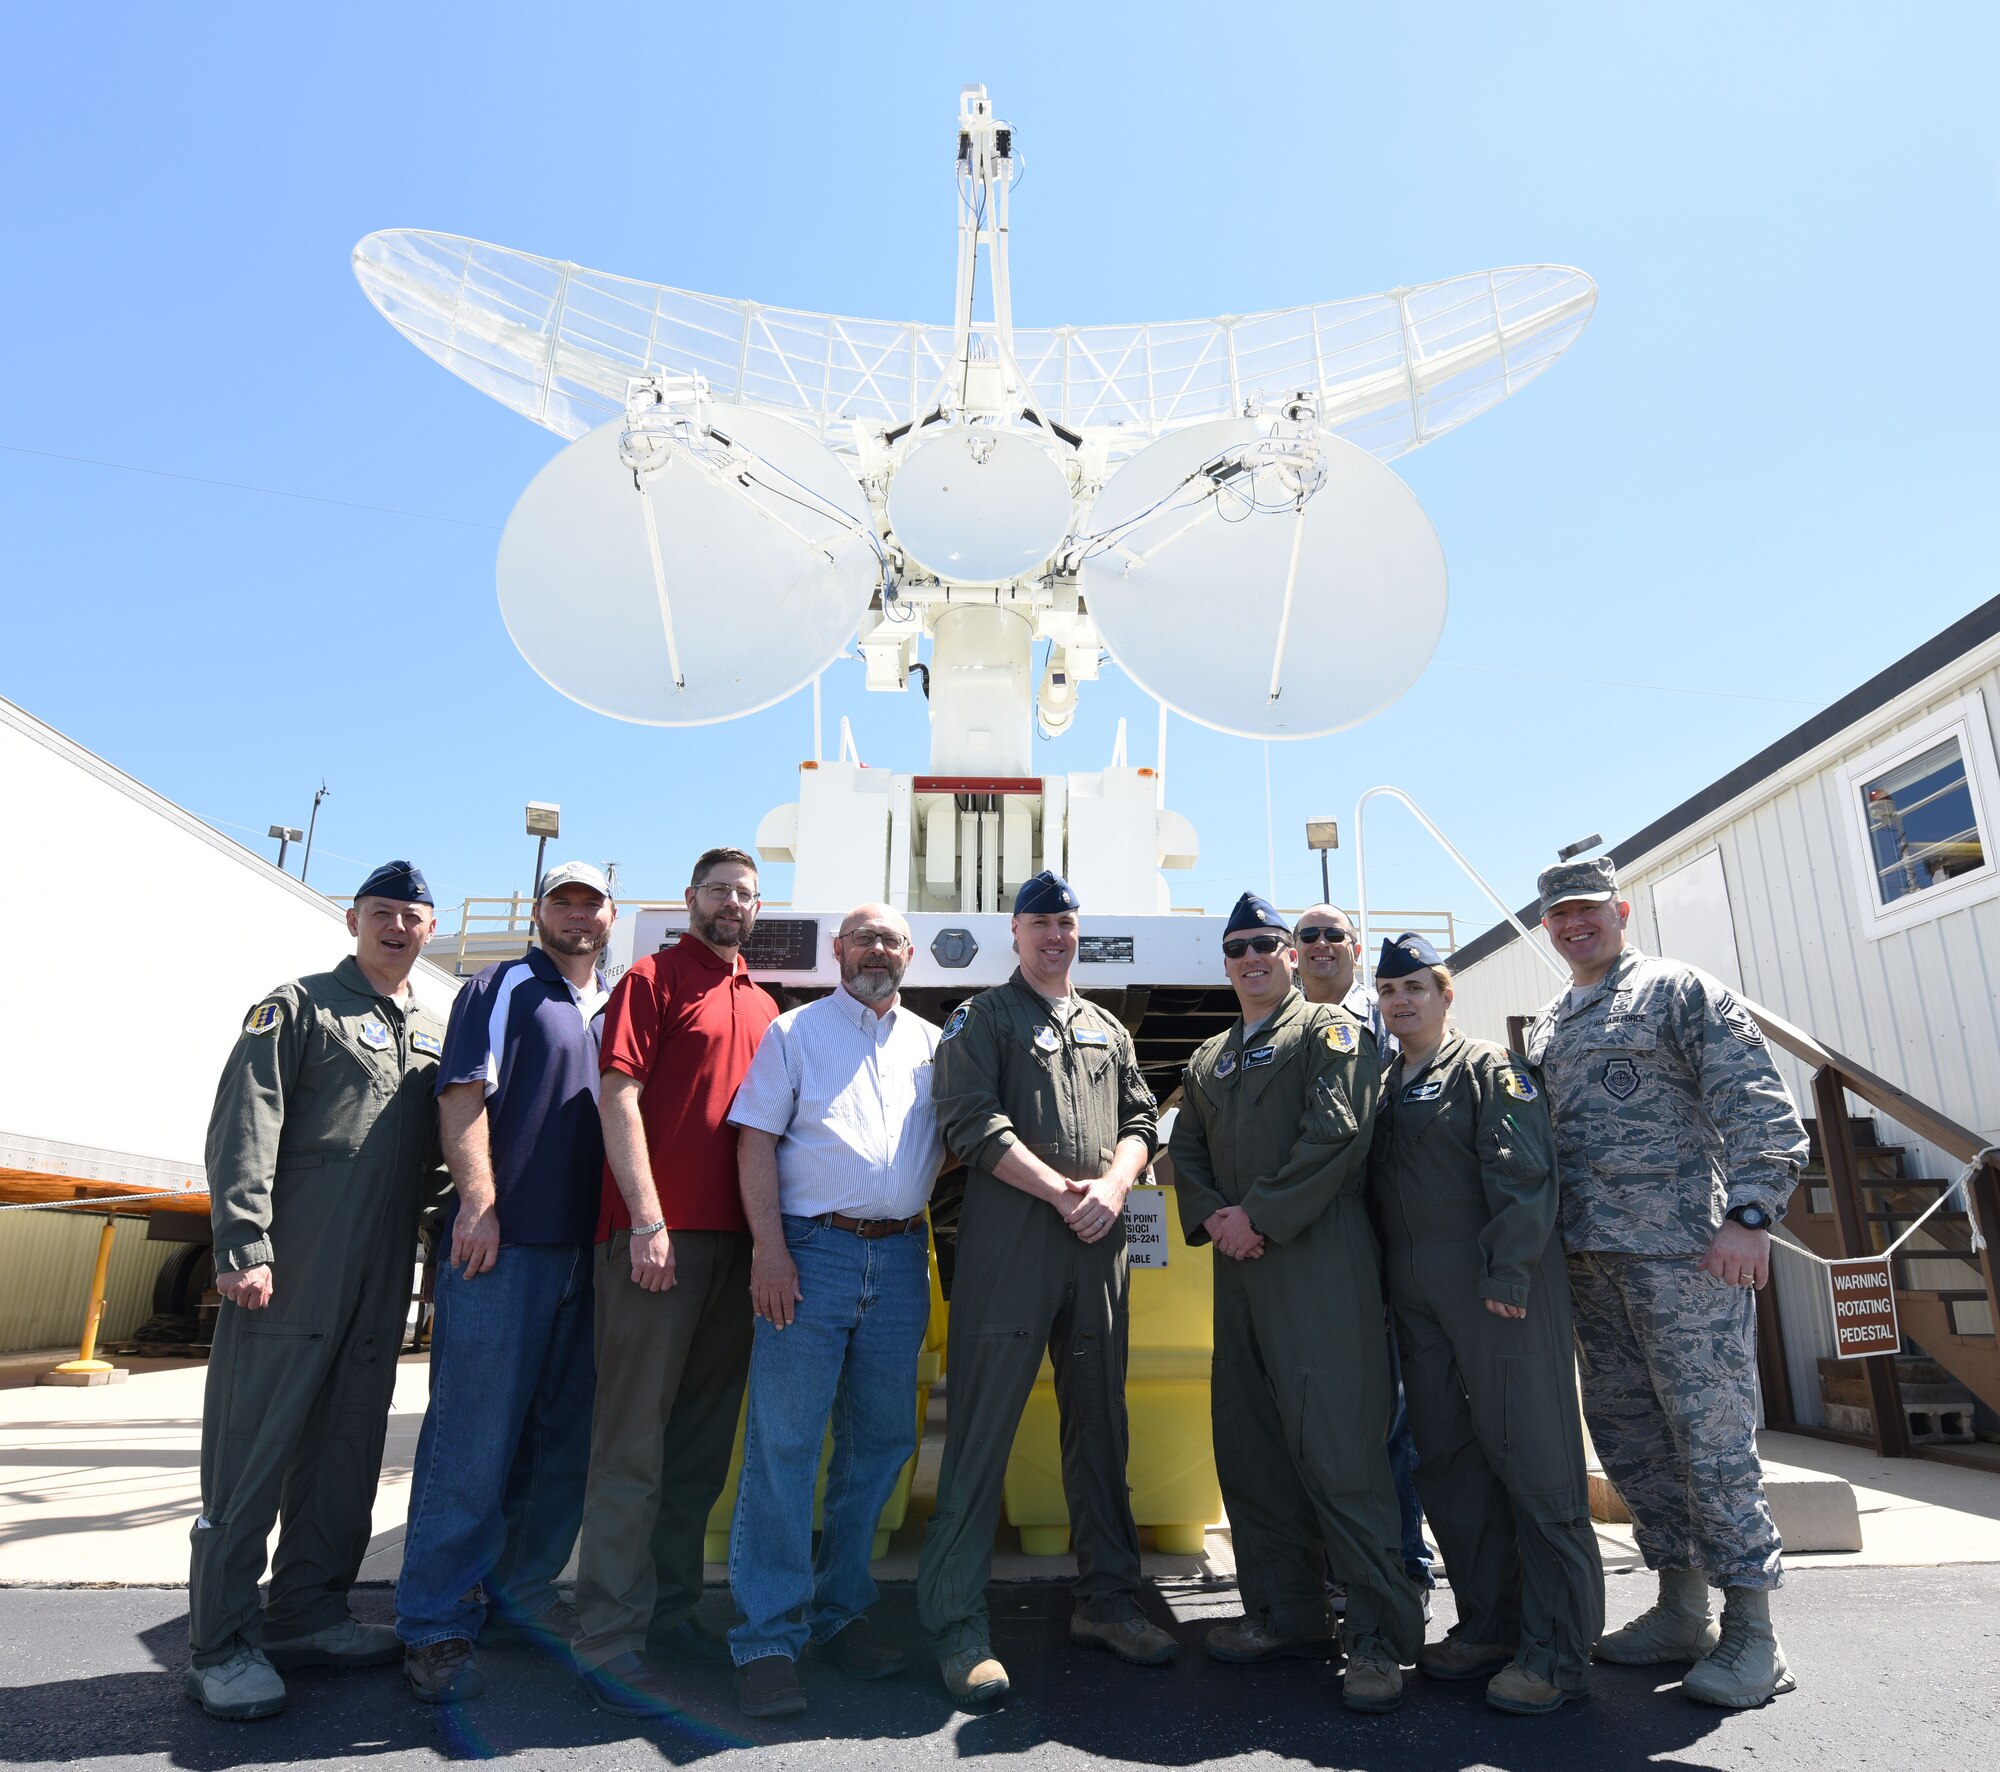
[396,861,616,1703]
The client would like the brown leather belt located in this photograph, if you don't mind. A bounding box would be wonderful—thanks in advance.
[817,1211,927,1239]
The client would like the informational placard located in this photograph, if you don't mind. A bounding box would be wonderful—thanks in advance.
[1827,1256,1899,1358]
[1077,934,1135,964]
[1123,1187,1169,1267]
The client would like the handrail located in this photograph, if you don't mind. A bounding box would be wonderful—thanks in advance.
[1746,997,1999,1175]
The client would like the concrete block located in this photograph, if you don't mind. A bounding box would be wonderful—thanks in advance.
[37,1368,128,1387]
[1590,1460,1863,1553]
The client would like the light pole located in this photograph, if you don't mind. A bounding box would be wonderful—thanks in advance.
[300,783,329,885]
[268,825,304,872]
[1305,817,1339,904]
[526,801,561,896]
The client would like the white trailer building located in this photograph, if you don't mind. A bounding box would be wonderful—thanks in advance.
[0,696,458,1357]
[1443,594,2000,1454]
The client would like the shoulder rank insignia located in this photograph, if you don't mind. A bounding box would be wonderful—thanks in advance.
[358,1017,391,1051]
[1323,1022,1359,1055]
[1501,1068,1537,1101]
[1215,1049,1239,1078]
[1033,1025,1060,1054]
[941,1005,969,1041]
[244,1001,282,1037]
[410,1030,443,1057]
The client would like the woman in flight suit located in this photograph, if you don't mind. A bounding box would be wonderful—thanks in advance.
[1365,932,1604,1715]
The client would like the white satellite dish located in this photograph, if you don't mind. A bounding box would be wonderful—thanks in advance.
[1080,416,1448,740]
[497,400,879,726]
[887,426,1074,583]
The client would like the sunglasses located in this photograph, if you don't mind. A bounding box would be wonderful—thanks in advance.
[1295,926,1351,946]
[1222,934,1287,959]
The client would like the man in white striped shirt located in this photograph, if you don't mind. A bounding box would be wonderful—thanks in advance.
[722,903,943,1718]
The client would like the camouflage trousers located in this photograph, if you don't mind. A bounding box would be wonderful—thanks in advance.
[1567,1252,1783,1590]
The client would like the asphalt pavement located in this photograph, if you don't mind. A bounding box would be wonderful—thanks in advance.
[1,1567,1993,1771]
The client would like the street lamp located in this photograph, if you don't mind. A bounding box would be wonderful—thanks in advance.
[1305,817,1340,903]
[526,801,561,895]
[268,825,304,872]
[300,783,330,885]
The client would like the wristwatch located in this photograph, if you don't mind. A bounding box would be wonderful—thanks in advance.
[1725,1204,1773,1231]
[629,1218,667,1237]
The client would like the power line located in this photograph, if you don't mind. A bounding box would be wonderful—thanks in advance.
[0,442,503,532]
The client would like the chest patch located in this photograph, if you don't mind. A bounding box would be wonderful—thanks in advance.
[1501,1068,1537,1101]
[1243,1044,1277,1069]
[1601,1056,1640,1100]
[942,1005,968,1041]
[357,1018,391,1052]
[1323,1023,1359,1055]
[1073,1026,1110,1048]
[410,1030,443,1057]
[1403,1078,1444,1103]
[244,1002,282,1037]
[1215,1049,1238,1079]
[1033,1025,1060,1054]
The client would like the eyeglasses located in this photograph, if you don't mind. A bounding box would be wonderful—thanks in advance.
[1295,926,1351,946]
[839,929,908,950]
[1221,934,1287,959]
[697,883,758,905]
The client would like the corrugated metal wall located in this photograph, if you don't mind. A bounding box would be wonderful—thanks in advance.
[0,1211,179,1355]
[1452,659,2000,1182]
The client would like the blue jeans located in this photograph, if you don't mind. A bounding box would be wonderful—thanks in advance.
[396,1242,596,1646]
[1387,1325,1435,1586]
[727,1216,930,1666]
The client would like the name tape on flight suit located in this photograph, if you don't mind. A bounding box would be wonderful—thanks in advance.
[410,1031,443,1056]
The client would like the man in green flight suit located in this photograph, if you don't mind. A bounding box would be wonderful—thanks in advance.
[918,869,1176,1704]
[1169,893,1422,1714]
[184,861,450,1721]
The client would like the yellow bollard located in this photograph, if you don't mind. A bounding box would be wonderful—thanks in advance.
[44,1216,125,1385]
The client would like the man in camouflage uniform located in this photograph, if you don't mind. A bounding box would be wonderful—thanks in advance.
[1526,856,1808,1709]
[184,861,449,1721]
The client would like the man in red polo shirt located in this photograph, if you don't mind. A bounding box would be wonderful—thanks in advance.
[571,846,778,1715]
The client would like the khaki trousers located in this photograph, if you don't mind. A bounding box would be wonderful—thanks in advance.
[571,1229,752,1670]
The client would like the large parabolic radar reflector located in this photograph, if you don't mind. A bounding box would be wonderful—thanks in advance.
[354,85,1595,747]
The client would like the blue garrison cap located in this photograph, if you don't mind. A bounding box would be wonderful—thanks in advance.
[1376,931,1443,979]
[1224,892,1289,938]
[1013,870,1079,915]
[355,859,434,907]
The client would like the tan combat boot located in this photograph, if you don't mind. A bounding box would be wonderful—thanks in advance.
[1486,1660,1586,1715]
[1417,1633,1514,1681]
[939,1646,1010,1704]
[1340,1651,1404,1713]
[1681,1588,1795,1708]
[1594,1568,1720,1665]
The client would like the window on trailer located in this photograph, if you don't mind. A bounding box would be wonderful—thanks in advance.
[1861,736,1984,906]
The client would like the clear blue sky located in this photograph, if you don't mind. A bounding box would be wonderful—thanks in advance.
[5,4,1996,937]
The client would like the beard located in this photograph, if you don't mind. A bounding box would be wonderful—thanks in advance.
[540,925,605,956]
[691,902,749,948]
[843,958,904,1004]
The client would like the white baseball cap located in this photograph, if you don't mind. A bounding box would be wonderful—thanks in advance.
[537,860,612,900]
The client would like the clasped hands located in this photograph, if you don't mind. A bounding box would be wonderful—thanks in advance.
[1053,1171,1128,1244]
[1203,1205,1265,1261]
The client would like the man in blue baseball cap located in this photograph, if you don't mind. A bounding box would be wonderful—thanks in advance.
[184,862,450,1720]
[917,870,1172,1701]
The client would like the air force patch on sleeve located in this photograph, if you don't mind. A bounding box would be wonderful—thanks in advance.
[244,1002,282,1037]
[942,1005,969,1041]
[1323,1023,1359,1055]
[1501,1068,1538,1101]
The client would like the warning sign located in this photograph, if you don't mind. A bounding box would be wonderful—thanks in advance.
[1827,1257,1899,1359]
[1123,1187,1169,1268]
